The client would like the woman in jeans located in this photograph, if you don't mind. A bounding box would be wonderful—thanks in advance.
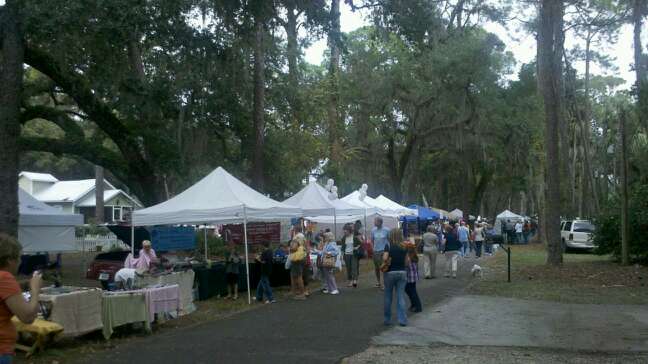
[382,229,409,326]
[340,224,361,288]
[319,232,340,295]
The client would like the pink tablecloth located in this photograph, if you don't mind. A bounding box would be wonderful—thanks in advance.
[144,284,180,322]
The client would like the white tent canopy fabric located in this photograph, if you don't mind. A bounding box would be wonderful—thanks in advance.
[341,190,379,214]
[374,195,417,216]
[18,188,83,252]
[448,209,464,220]
[283,181,365,216]
[496,210,524,220]
[132,167,301,226]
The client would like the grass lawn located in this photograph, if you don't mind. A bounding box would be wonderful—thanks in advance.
[469,243,648,304]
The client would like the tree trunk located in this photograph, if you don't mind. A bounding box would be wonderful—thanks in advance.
[327,0,341,174]
[0,0,23,237]
[634,0,648,131]
[251,18,265,190]
[619,107,629,265]
[95,165,104,224]
[581,33,600,216]
[285,3,300,127]
[538,0,564,266]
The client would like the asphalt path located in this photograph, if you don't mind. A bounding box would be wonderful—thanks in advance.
[89,256,476,364]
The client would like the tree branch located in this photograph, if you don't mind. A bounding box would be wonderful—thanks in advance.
[18,136,129,183]
[21,105,85,140]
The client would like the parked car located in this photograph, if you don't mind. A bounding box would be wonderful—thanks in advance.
[560,220,596,251]
[86,250,130,281]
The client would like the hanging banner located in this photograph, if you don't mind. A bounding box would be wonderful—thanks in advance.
[151,226,196,251]
[221,222,281,245]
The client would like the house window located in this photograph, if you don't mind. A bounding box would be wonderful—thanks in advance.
[112,206,123,222]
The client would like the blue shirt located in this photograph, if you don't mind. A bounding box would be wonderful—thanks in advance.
[457,226,469,242]
[371,227,390,252]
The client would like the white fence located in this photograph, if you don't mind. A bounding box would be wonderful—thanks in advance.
[75,233,129,252]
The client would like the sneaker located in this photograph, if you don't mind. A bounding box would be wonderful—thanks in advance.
[330,290,340,295]
[265,300,276,304]
[399,323,408,327]
[444,274,450,278]
[452,274,457,279]
[322,290,330,294]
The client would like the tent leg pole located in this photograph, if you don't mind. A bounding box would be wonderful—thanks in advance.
[364,209,367,240]
[243,208,251,305]
[204,226,208,262]
[131,224,135,255]
[334,212,337,241]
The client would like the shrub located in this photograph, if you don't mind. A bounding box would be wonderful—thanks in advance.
[196,232,228,259]
[593,184,648,264]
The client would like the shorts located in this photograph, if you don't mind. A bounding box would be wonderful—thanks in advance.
[290,261,304,277]
[226,273,239,285]
[373,252,384,268]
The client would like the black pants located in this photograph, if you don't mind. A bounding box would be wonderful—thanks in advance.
[405,282,422,311]
[475,241,483,257]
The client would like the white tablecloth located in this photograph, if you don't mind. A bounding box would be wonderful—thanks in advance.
[39,287,103,337]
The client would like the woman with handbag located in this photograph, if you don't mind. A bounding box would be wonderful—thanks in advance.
[340,224,362,288]
[289,233,307,300]
[319,232,340,295]
[382,229,409,326]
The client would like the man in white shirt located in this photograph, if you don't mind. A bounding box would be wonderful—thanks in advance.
[514,221,523,244]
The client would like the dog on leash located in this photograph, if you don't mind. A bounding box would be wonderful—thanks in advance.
[471,264,483,278]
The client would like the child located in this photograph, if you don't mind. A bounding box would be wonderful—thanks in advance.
[404,243,422,312]
[225,244,241,300]
[255,242,275,303]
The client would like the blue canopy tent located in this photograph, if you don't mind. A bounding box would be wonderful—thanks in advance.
[401,205,440,237]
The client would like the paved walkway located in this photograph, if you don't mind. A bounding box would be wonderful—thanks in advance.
[87,256,475,364]
[373,295,648,352]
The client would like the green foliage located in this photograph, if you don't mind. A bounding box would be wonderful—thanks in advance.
[593,184,648,263]
[196,232,228,259]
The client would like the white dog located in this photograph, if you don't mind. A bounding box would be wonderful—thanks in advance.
[471,264,483,278]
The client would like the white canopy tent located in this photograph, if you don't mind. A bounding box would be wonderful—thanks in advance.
[307,213,399,239]
[283,181,365,237]
[373,195,417,216]
[18,188,83,252]
[448,209,464,220]
[132,167,302,304]
[495,209,524,235]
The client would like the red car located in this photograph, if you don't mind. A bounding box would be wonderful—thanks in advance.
[86,251,130,281]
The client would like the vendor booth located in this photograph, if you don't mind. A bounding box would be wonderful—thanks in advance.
[132,167,302,304]
[495,209,524,235]
[18,188,83,253]
[448,208,464,221]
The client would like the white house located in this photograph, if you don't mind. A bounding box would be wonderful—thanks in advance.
[19,171,142,223]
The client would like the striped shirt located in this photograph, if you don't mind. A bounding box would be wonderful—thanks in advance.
[406,261,419,283]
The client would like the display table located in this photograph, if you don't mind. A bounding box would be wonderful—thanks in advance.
[194,265,227,300]
[135,270,195,315]
[39,286,103,337]
[13,317,63,357]
[101,292,151,339]
[141,284,180,322]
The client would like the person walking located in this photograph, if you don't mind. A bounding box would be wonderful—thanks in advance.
[515,220,523,244]
[255,242,275,303]
[319,232,340,295]
[0,234,43,363]
[371,217,390,289]
[422,225,438,279]
[340,224,361,288]
[457,221,470,258]
[474,223,485,258]
[383,229,409,326]
[404,243,422,313]
[225,244,242,300]
[523,221,531,243]
[443,223,462,278]
[289,233,307,300]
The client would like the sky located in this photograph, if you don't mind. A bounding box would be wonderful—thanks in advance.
[304,3,639,90]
